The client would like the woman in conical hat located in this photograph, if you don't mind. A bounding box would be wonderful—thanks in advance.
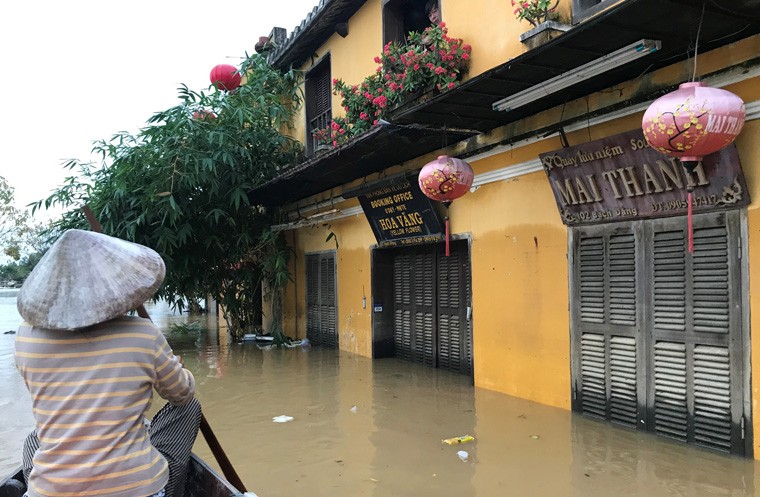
[15,229,201,497]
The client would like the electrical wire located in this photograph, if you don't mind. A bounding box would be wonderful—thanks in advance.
[692,1,707,82]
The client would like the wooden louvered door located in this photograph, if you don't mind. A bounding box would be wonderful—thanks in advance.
[393,249,435,366]
[571,223,644,429]
[438,243,473,375]
[305,252,338,348]
[571,211,747,455]
[645,212,744,454]
[391,241,472,374]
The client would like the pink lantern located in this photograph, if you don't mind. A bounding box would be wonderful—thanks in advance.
[418,155,474,255]
[642,81,745,252]
[210,64,241,91]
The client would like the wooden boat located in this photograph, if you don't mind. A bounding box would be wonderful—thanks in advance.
[0,454,240,497]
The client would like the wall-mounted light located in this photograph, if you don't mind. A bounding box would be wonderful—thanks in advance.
[492,39,661,113]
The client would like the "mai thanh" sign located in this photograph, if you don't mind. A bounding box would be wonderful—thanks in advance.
[540,129,749,226]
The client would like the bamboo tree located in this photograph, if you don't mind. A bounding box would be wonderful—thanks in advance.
[35,54,302,341]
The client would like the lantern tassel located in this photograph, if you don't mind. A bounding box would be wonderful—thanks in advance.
[445,216,450,257]
[687,190,694,254]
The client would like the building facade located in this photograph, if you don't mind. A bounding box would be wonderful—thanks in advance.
[250,0,760,458]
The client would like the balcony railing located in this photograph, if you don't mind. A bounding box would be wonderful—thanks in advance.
[309,109,332,155]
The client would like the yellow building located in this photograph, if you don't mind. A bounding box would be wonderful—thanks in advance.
[249,0,760,458]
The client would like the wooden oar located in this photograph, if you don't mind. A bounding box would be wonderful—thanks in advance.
[81,206,248,493]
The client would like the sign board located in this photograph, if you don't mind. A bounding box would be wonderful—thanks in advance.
[540,129,749,226]
[358,179,444,246]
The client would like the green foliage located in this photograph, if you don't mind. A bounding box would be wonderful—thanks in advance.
[0,177,53,286]
[510,0,560,27]
[168,321,204,334]
[319,23,471,147]
[1,176,31,261]
[34,54,303,340]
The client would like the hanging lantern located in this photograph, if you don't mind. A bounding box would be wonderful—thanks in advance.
[642,82,745,252]
[418,155,474,256]
[210,64,241,91]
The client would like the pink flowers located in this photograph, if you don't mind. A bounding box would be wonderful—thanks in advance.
[325,23,472,150]
[511,0,560,27]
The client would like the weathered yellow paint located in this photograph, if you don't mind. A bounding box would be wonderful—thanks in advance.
[282,210,376,357]
[460,168,571,409]
[292,0,383,146]
[734,120,760,457]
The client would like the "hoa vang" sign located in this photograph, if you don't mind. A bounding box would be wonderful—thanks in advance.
[358,179,444,246]
[540,129,749,225]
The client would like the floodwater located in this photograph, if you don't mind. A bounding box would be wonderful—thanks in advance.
[1,289,759,496]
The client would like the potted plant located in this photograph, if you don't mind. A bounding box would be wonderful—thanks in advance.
[511,0,571,49]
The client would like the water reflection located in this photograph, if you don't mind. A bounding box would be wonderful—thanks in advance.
[0,295,758,496]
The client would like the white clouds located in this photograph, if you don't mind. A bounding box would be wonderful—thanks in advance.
[0,0,318,211]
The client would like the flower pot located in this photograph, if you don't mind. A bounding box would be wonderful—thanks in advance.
[519,21,571,49]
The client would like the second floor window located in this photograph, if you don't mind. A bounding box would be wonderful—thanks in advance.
[305,55,332,156]
[383,0,440,46]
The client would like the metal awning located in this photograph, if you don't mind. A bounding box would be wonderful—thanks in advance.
[389,0,760,132]
[249,123,475,204]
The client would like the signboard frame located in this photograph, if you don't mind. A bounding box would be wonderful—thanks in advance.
[540,129,749,226]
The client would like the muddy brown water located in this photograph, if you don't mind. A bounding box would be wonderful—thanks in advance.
[1,292,758,496]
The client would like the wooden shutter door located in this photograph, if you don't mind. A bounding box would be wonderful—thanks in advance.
[412,250,436,366]
[305,253,337,348]
[306,255,320,344]
[393,253,413,361]
[319,255,338,348]
[438,242,472,375]
[645,212,744,454]
[571,224,643,428]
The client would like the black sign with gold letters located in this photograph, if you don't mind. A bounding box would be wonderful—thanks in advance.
[359,179,444,246]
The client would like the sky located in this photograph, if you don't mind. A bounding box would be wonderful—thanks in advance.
[0,0,320,215]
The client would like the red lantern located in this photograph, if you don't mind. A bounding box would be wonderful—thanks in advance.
[418,155,474,256]
[210,64,241,92]
[642,82,745,252]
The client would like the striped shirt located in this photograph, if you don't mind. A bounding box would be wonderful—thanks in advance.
[15,316,195,497]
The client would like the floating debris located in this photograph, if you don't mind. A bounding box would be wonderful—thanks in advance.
[442,435,475,445]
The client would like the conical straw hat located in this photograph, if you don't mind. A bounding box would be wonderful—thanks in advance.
[17,229,165,330]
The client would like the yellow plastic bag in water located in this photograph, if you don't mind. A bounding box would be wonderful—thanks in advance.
[442,435,475,445]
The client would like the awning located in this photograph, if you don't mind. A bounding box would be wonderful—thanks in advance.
[389,0,760,132]
[249,123,475,204]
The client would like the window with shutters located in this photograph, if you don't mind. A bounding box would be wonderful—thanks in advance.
[305,56,332,156]
[306,252,338,348]
[570,211,749,455]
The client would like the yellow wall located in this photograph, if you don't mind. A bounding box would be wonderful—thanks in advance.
[291,0,589,147]
[736,119,760,457]
[279,1,760,453]
[283,206,377,357]
[293,0,384,146]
